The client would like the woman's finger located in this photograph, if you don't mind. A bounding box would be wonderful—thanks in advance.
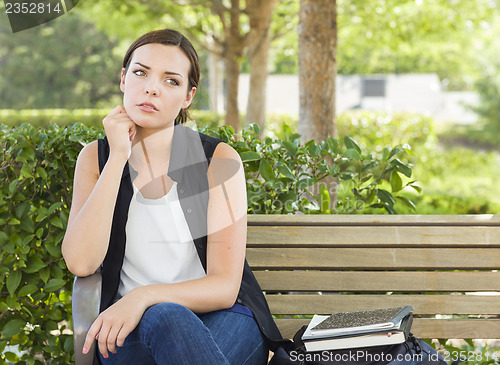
[116,323,134,348]
[83,317,102,355]
[96,319,113,359]
[106,322,124,354]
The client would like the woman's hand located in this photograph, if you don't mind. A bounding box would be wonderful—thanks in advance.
[83,288,147,359]
[103,105,137,162]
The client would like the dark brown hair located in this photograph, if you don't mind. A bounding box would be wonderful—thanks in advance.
[122,29,200,124]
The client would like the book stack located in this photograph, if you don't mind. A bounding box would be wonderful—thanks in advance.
[302,306,414,352]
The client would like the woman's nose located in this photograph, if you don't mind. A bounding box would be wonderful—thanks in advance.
[145,80,160,96]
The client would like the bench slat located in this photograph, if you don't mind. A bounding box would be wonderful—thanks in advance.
[247,226,500,247]
[247,214,500,226]
[247,248,500,270]
[265,294,500,315]
[274,319,500,340]
[254,271,500,292]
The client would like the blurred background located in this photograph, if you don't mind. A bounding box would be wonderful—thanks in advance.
[1,0,500,214]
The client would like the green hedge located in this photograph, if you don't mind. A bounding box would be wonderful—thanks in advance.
[0,123,104,364]
[0,109,224,130]
[0,122,414,363]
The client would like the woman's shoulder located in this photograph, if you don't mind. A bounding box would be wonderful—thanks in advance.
[212,140,240,161]
[78,140,99,159]
[76,140,99,176]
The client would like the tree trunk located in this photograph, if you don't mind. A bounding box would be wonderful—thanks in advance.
[298,0,337,142]
[223,0,245,134]
[245,0,280,132]
[207,40,224,114]
[224,53,242,132]
[299,0,338,212]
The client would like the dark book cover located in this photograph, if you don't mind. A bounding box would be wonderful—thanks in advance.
[311,305,413,333]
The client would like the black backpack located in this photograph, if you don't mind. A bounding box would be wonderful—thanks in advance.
[269,326,448,365]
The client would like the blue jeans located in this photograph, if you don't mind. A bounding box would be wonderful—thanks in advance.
[99,302,269,365]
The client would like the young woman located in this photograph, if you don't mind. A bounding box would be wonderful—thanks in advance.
[62,29,284,364]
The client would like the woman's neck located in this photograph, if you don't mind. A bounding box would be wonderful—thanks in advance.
[129,125,175,174]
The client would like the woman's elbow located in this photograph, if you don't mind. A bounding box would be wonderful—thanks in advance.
[62,247,98,277]
[220,280,241,309]
[64,259,99,278]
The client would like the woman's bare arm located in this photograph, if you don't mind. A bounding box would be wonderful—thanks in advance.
[62,106,136,277]
[61,141,128,276]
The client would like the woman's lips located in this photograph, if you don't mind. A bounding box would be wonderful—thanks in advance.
[137,103,158,112]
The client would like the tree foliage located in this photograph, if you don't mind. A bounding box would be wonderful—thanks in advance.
[0,13,122,109]
[336,0,495,90]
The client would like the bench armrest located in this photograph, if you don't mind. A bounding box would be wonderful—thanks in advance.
[72,271,102,365]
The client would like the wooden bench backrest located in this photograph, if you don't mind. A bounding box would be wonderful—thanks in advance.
[246,215,500,339]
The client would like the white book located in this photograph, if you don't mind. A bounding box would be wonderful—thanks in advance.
[302,313,413,352]
[304,306,413,339]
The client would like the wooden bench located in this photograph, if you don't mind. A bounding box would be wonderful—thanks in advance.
[247,214,500,340]
[73,214,500,364]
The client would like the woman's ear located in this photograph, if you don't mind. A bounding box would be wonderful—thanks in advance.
[120,68,126,93]
[182,87,197,109]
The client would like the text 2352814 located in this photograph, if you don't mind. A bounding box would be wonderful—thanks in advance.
[5,2,62,14]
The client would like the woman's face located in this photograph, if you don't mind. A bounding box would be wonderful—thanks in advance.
[120,43,195,131]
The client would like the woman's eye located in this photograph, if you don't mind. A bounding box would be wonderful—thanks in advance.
[133,69,146,76]
[165,78,180,86]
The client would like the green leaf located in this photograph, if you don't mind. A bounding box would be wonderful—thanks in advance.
[277,191,298,212]
[36,166,48,180]
[283,141,297,156]
[410,184,422,194]
[384,204,398,215]
[15,202,31,219]
[307,143,318,157]
[64,336,74,353]
[376,189,395,207]
[8,218,20,225]
[240,151,261,162]
[18,283,38,296]
[327,137,340,154]
[24,256,47,273]
[343,136,361,154]
[319,184,331,213]
[44,278,66,292]
[259,159,274,181]
[396,196,417,211]
[2,319,26,338]
[277,164,296,181]
[391,158,412,178]
[19,146,35,161]
[39,267,50,283]
[45,243,61,258]
[345,148,362,160]
[20,217,35,233]
[6,270,22,296]
[36,208,48,222]
[48,202,63,214]
[50,216,64,229]
[5,351,19,362]
[390,171,403,193]
[388,146,403,160]
[20,167,33,178]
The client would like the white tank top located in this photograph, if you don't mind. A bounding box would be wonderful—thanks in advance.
[118,181,206,297]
